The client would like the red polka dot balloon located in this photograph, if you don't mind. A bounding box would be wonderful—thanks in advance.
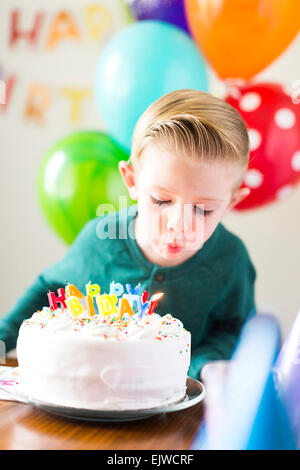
[224,81,300,210]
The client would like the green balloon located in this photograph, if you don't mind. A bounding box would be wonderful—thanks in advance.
[38,131,131,244]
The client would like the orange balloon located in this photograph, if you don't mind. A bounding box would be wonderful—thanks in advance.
[184,0,300,80]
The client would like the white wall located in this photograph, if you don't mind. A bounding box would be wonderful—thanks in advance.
[0,0,131,311]
[1,1,300,340]
[211,36,300,339]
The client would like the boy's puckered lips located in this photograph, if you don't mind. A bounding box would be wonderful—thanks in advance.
[166,243,183,254]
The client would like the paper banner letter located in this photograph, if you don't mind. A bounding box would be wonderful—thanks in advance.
[0,80,5,106]
[9,10,44,47]
[24,83,51,124]
[46,11,80,49]
[0,65,17,110]
[0,75,16,110]
[60,87,92,124]
[85,5,112,39]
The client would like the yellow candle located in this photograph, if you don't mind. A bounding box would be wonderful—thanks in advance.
[86,295,96,316]
[118,297,135,318]
[96,294,118,317]
[66,295,84,318]
[85,282,100,316]
[86,282,101,297]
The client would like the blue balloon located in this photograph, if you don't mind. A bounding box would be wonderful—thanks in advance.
[94,20,208,152]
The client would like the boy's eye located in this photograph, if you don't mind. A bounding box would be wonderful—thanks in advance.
[151,196,172,206]
[151,196,214,216]
[194,206,214,217]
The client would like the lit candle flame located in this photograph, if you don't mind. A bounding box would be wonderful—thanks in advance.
[150,293,164,302]
[148,293,164,314]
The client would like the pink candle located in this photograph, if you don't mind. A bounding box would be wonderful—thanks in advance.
[47,288,67,310]
[47,290,57,310]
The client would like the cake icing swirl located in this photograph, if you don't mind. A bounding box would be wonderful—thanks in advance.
[23,307,189,343]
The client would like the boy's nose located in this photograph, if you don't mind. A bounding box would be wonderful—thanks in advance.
[166,203,193,234]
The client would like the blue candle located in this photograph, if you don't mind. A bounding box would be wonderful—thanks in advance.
[109,281,124,297]
[137,296,150,319]
[126,283,141,296]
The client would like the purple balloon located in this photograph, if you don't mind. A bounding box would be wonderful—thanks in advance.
[127,0,190,34]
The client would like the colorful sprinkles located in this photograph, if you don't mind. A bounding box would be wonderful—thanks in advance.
[23,307,190,345]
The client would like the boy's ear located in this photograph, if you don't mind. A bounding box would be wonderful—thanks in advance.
[118,160,138,200]
[225,187,251,214]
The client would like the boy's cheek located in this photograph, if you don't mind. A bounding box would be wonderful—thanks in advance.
[185,217,217,247]
[203,218,222,243]
[138,201,162,238]
[184,231,203,247]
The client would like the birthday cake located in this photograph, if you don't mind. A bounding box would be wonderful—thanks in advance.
[16,281,191,410]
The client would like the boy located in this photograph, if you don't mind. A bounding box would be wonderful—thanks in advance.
[0,89,256,380]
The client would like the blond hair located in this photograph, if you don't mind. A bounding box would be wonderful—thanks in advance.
[130,89,249,170]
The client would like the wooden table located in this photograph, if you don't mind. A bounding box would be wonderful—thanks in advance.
[0,358,204,450]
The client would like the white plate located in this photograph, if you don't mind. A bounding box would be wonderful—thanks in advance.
[0,377,205,422]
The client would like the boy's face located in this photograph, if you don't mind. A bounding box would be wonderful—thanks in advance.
[119,142,250,267]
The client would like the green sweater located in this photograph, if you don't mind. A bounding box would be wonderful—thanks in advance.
[0,205,256,379]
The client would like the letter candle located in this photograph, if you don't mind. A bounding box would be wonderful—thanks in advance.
[65,282,84,298]
[47,288,67,310]
[85,282,100,316]
[142,290,149,303]
[47,290,57,310]
[65,296,84,318]
[126,283,141,295]
[96,294,118,317]
[110,281,124,297]
[148,293,164,315]
[137,296,150,319]
[86,282,100,296]
[118,297,135,318]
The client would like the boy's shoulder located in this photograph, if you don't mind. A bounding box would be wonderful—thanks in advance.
[216,223,252,260]
[75,206,136,256]
[206,222,255,278]
[82,206,135,236]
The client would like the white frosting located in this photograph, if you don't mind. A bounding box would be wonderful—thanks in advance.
[22,307,188,341]
[17,305,191,410]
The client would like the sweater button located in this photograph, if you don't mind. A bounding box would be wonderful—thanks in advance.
[155,273,165,282]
